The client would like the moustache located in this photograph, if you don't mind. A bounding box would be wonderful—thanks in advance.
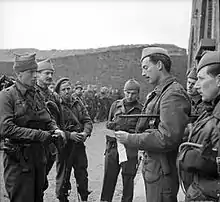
[46,78,53,81]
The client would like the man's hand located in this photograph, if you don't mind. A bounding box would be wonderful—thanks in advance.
[77,132,88,142]
[70,132,82,142]
[115,130,129,144]
[54,129,67,144]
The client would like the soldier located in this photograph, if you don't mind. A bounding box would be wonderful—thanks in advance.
[84,88,97,123]
[74,81,87,106]
[36,59,64,190]
[0,53,65,202]
[182,67,207,190]
[100,79,143,202]
[186,67,206,117]
[96,86,110,122]
[54,77,93,202]
[177,51,220,202]
[115,47,191,202]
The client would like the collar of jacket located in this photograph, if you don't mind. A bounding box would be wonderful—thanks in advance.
[212,97,220,120]
[15,79,38,96]
[116,98,142,110]
[61,95,79,106]
[36,83,49,93]
[153,76,176,95]
[191,94,202,106]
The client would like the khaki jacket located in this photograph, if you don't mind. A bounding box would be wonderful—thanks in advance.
[127,76,191,182]
[106,98,143,158]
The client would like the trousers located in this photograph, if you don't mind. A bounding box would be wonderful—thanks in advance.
[3,144,46,202]
[100,140,138,202]
[56,140,89,201]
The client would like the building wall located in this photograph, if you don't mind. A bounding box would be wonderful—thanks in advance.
[187,0,220,73]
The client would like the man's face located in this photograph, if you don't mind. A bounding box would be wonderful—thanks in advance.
[59,82,73,101]
[37,70,54,86]
[194,66,219,102]
[75,87,83,95]
[141,57,160,85]
[124,90,139,102]
[186,78,198,96]
[18,69,37,87]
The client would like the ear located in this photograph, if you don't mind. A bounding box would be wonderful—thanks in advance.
[157,60,163,71]
[14,71,20,78]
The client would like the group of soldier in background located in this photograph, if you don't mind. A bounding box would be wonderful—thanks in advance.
[0,46,220,202]
[50,80,123,123]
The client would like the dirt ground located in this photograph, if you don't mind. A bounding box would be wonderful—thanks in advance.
[0,122,184,202]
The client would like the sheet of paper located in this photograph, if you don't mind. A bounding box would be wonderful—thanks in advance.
[117,141,128,164]
[106,129,115,138]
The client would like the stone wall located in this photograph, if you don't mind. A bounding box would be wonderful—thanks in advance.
[0,45,187,101]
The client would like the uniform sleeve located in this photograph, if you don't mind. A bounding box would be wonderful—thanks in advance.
[0,91,50,142]
[106,101,117,130]
[78,100,93,136]
[126,88,191,152]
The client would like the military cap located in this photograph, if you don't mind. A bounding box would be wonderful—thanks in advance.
[187,68,197,80]
[75,81,83,90]
[197,51,220,73]
[37,59,55,72]
[54,77,70,93]
[124,79,140,92]
[141,47,170,62]
[13,53,38,72]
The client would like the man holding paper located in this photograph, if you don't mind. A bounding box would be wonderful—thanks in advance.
[100,79,143,202]
[115,47,191,202]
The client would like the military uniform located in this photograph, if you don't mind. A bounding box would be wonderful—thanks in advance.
[37,84,64,190]
[36,59,65,191]
[100,98,143,202]
[190,95,205,116]
[131,76,191,202]
[177,51,220,202]
[187,68,206,120]
[55,93,93,201]
[96,91,111,122]
[0,80,58,202]
[84,89,97,122]
[179,100,220,201]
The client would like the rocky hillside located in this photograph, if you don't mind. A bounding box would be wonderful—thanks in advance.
[0,44,187,101]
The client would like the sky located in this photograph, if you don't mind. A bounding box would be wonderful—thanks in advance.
[0,0,193,50]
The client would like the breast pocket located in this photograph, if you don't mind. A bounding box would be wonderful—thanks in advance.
[14,100,27,118]
[143,157,162,183]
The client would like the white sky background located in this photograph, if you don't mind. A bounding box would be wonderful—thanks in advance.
[0,0,192,50]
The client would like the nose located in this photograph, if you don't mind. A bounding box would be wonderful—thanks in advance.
[48,73,53,78]
[127,93,132,99]
[194,80,199,89]
[142,69,146,77]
